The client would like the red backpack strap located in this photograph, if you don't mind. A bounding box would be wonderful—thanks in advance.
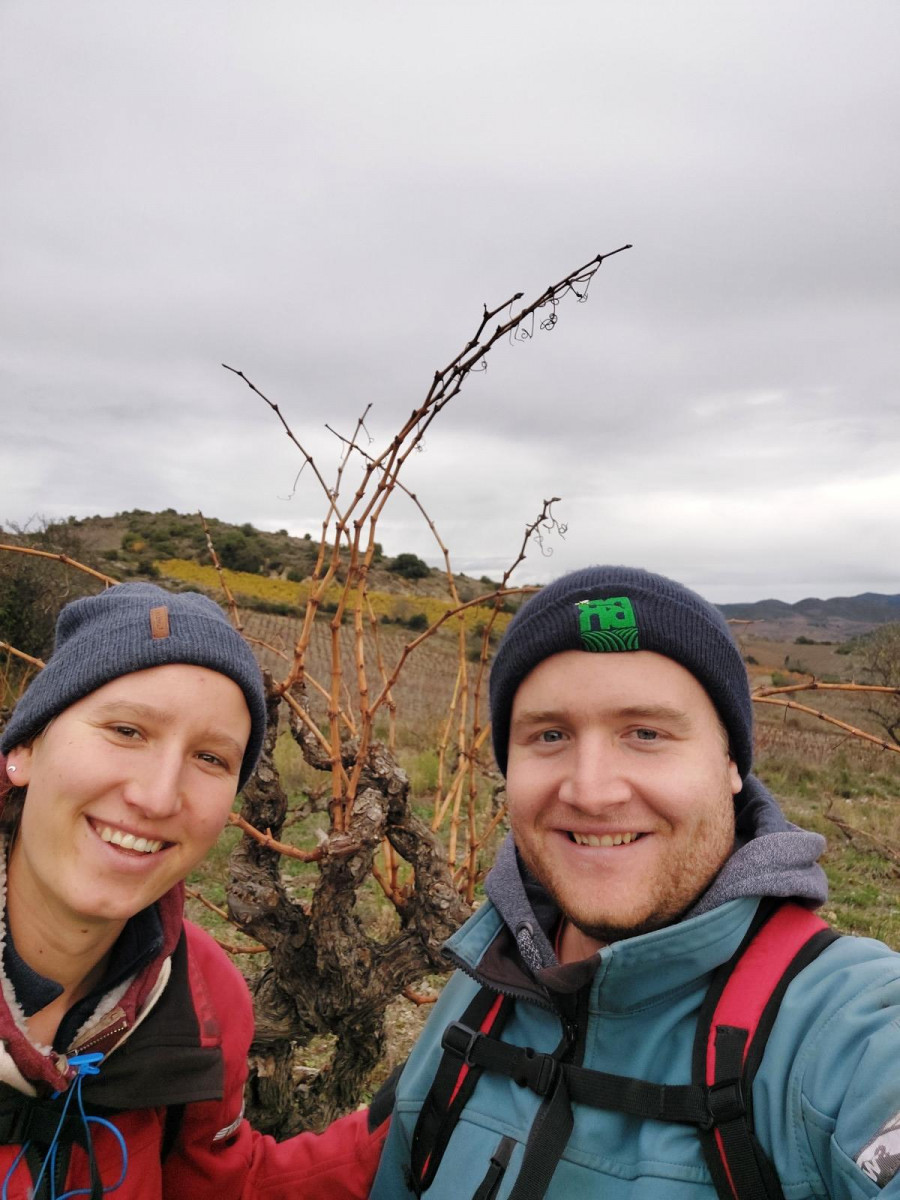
[409,986,515,1196]
[692,901,839,1200]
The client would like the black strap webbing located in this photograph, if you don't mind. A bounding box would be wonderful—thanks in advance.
[506,1071,573,1200]
[471,1135,515,1200]
[409,988,515,1196]
[442,1025,713,1128]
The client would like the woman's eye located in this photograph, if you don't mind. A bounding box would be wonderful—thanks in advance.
[113,725,141,739]
[197,752,228,769]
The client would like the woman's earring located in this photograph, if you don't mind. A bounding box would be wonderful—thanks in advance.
[6,765,15,774]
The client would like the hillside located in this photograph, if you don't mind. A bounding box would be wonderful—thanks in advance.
[1,509,509,604]
[2,510,897,640]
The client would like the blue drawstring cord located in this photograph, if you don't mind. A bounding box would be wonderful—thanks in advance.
[1,1052,128,1199]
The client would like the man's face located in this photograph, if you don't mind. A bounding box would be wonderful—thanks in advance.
[506,649,742,951]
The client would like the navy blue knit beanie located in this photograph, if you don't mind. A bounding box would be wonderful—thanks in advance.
[1,583,266,790]
[489,566,753,779]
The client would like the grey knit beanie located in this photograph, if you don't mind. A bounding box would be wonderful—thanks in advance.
[1,583,266,790]
[489,566,753,779]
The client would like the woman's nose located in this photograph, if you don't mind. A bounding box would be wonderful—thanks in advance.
[121,754,184,819]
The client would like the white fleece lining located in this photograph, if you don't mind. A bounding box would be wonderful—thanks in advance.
[0,833,173,1078]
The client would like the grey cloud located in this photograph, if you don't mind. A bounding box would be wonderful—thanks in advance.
[1,0,898,602]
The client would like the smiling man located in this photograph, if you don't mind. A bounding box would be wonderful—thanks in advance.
[372,566,900,1200]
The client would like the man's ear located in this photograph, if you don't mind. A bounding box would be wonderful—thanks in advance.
[6,744,34,787]
[727,758,742,797]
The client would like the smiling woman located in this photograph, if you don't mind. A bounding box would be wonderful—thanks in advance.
[0,584,384,1200]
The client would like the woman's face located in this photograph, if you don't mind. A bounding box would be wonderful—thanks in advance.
[4,663,251,933]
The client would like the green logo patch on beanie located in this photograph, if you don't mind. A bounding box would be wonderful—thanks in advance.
[576,596,639,652]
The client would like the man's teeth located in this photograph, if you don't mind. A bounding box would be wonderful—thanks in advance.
[97,825,164,854]
[571,832,641,847]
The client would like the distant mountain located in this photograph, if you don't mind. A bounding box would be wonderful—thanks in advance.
[719,593,900,626]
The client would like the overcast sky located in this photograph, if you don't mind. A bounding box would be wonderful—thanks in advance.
[2,2,898,602]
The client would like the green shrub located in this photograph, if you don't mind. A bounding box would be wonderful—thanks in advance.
[389,553,430,580]
[219,531,264,574]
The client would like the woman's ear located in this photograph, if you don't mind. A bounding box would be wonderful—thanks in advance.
[6,745,33,787]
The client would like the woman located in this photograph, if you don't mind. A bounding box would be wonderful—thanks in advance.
[0,583,385,1199]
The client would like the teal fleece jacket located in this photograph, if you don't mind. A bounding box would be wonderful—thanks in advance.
[372,782,900,1198]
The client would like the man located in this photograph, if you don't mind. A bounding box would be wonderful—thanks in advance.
[371,566,900,1199]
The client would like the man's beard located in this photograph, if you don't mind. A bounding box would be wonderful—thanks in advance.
[516,800,736,950]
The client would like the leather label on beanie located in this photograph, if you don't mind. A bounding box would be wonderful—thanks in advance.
[149,606,171,640]
[576,597,639,652]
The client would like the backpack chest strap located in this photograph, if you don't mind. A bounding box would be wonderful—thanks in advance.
[442,1021,715,1126]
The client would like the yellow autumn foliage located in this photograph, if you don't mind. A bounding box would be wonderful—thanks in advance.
[157,559,511,634]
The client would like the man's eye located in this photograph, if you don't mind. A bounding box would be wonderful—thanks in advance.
[633,728,659,741]
[538,729,565,744]
[113,725,141,739]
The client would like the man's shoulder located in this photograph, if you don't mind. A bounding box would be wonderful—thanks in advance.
[763,927,900,1098]
[794,927,900,990]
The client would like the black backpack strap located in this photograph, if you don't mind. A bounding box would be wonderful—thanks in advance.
[160,1103,186,1161]
[440,990,713,1200]
[504,1065,573,1200]
[408,987,515,1196]
[0,1085,103,1200]
[692,901,840,1200]
[446,1026,712,1126]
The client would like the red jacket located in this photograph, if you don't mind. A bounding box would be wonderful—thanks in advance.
[0,895,386,1199]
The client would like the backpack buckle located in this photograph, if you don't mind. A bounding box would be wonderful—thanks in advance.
[514,1049,559,1097]
[441,1021,482,1065]
[705,1078,746,1127]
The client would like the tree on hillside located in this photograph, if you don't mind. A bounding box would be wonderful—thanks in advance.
[388,551,430,579]
[218,529,266,574]
[0,523,102,706]
[859,623,900,745]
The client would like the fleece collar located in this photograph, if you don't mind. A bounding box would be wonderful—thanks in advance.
[0,841,185,1094]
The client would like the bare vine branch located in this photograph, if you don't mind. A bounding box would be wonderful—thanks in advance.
[752,694,900,753]
[227,811,360,861]
[199,511,243,631]
[0,641,45,669]
[0,543,116,586]
[754,681,900,698]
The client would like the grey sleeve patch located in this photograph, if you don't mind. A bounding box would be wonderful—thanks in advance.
[857,1111,900,1187]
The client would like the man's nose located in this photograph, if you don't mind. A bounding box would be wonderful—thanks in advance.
[122,752,184,819]
[558,737,633,811]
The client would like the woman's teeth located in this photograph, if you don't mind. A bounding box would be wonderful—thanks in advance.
[97,824,164,854]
